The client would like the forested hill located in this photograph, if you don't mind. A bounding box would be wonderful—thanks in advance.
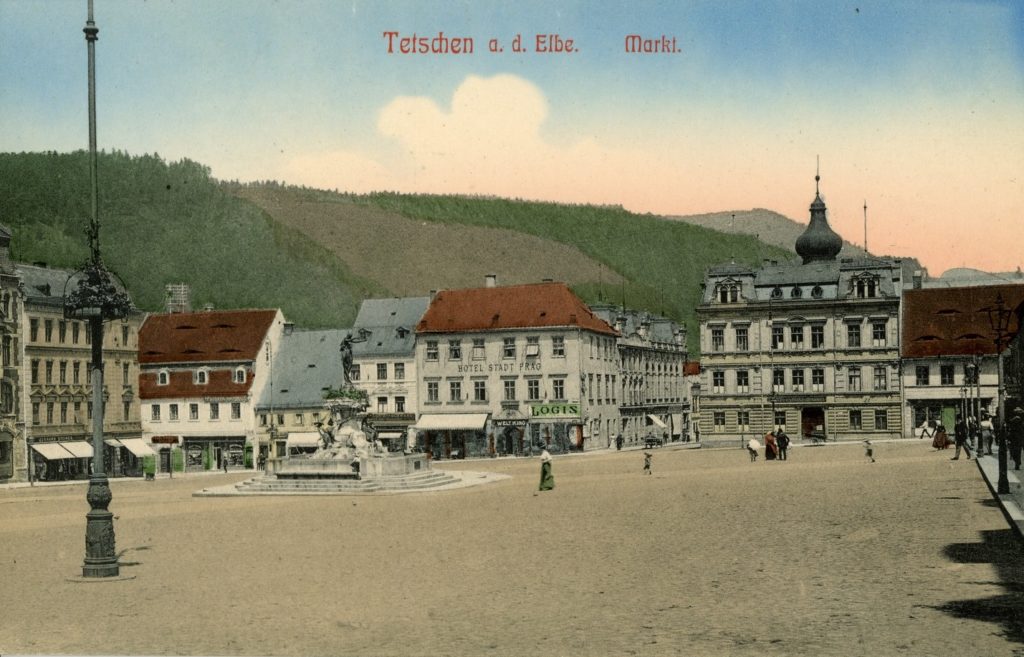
[0,151,791,346]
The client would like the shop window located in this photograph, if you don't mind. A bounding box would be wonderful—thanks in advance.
[713,412,725,432]
[737,411,750,432]
[850,410,862,430]
[875,409,888,430]
[774,411,787,431]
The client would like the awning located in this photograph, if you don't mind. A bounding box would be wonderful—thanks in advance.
[120,438,156,458]
[104,439,123,448]
[415,413,489,431]
[646,415,667,428]
[31,442,74,460]
[376,431,403,439]
[286,431,321,448]
[59,441,94,458]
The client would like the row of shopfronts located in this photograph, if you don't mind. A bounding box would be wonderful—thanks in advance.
[28,437,156,481]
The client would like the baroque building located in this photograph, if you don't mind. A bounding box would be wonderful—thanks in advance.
[696,175,906,444]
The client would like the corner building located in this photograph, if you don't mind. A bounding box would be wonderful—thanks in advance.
[414,280,620,458]
[696,176,906,444]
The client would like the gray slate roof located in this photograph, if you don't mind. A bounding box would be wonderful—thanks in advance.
[351,296,430,358]
[256,328,349,411]
[16,262,134,309]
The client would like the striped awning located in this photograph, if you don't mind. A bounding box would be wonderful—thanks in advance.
[120,438,156,458]
[414,413,489,431]
[31,443,74,460]
[286,431,321,448]
[59,441,94,458]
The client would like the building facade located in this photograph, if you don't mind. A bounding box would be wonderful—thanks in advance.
[697,176,905,444]
[139,308,285,471]
[414,279,620,458]
[591,304,690,446]
[0,227,25,482]
[19,261,146,481]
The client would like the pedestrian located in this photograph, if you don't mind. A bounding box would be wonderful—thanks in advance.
[616,433,624,451]
[746,437,761,462]
[222,454,229,473]
[257,452,267,471]
[932,423,951,450]
[643,451,652,475]
[764,431,778,461]
[980,414,995,456]
[864,440,875,463]
[538,448,554,491]
[776,430,790,461]
[951,414,972,460]
[1009,407,1024,471]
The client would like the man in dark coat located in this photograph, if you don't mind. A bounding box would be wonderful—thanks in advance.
[951,415,972,460]
[1009,407,1024,471]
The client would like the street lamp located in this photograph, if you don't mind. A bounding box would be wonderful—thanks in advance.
[64,0,134,578]
[986,292,1012,495]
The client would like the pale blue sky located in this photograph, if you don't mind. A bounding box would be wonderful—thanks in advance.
[2,1,1022,273]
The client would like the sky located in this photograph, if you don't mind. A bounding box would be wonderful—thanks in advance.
[2,0,1022,276]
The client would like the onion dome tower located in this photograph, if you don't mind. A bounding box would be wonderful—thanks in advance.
[795,171,843,264]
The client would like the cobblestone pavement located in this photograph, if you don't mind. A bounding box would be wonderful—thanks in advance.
[1,441,1022,656]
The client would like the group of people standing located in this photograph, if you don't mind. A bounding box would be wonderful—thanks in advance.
[746,430,790,462]
[929,408,1024,469]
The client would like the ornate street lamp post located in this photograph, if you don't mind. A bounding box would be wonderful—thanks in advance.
[986,293,1012,495]
[65,0,134,578]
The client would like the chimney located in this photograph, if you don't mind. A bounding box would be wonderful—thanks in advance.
[912,270,923,289]
[638,318,651,340]
[429,289,437,299]
[165,283,192,313]
[485,274,497,288]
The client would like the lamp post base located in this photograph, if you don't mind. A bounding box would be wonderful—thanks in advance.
[997,439,1010,495]
[82,474,119,578]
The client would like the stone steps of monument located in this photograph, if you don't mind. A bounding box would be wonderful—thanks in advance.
[232,470,461,494]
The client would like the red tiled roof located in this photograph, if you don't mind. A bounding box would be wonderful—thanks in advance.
[901,284,1024,358]
[139,309,278,364]
[416,282,618,336]
[139,368,254,400]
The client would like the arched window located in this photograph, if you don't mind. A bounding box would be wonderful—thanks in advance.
[234,367,247,384]
[158,369,170,386]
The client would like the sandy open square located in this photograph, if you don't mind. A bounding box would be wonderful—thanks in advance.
[2,441,1022,656]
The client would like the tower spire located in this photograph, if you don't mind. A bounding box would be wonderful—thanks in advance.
[815,155,820,196]
[863,200,868,253]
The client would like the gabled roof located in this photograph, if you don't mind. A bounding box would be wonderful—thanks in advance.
[416,282,618,336]
[353,296,430,329]
[255,329,348,410]
[139,309,279,364]
[901,284,1024,358]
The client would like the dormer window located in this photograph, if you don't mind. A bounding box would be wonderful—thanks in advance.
[716,282,740,303]
[194,369,208,385]
[234,367,247,384]
[790,287,802,299]
[770,287,783,300]
[852,274,879,299]
[811,286,823,299]
[158,369,170,386]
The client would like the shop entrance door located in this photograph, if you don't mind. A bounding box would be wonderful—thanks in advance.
[801,407,825,438]
[159,448,171,473]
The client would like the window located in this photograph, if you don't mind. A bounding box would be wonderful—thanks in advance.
[711,327,724,352]
[847,323,861,348]
[812,368,825,392]
[350,364,361,381]
[718,283,739,303]
[32,402,40,425]
[122,362,130,385]
[773,369,785,393]
[59,321,66,343]
[377,363,388,380]
[771,286,782,299]
[158,370,169,386]
[44,320,53,341]
[713,411,726,432]
[792,369,805,392]
[72,322,80,344]
[811,325,825,349]
[394,363,405,380]
[151,404,161,421]
[210,403,219,420]
[772,326,784,350]
[502,337,516,359]
[312,412,321,424]
[774,411,786,430]
[277,413,285,426]
[872,322,887,347]
[233,368,246,384]
[87,402,92,419]
[1,335,9,367]
[551,336,565,357]
[449,380,462,402]
[472,338,485,360]
[855,277,878,299]
[426,341,439,361]
[790,325,804,350]
[848,366,862,392]
[875,409,888,430]
[527,378,540,400]
[395,396,405,413]
[231,402,241,419]
[473,380,487,402]
[73,362,80,384]
[850,410,862,430]
[46,402,53,424]
[294,413,303,425]
[30,318,38,342]
[448,340,462,361]
[735,326,748,352]
[122,325,130,346]
[874,366,887,391]
[195,369,207,385]
[940,365,954,386]
[60,402,68,423]
[712,371,725,394]
[503,379,516,401]
[427,381,439,402]
[552,378,566,400]
[736,370,749,393]
[260,413,268,427]
[377,397,388,413]
[169,404,179,421]
[189,403,199,420]
[791,286,802,299]
[31,360,39,384]
[737,410,750,432]
[525,336,540,357]
[915,366,930,386]
[59,361,67,384]
[45,361,53,384]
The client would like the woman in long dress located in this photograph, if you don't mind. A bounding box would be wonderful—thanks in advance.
[764,432,779,460]
[538,448,554,491]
